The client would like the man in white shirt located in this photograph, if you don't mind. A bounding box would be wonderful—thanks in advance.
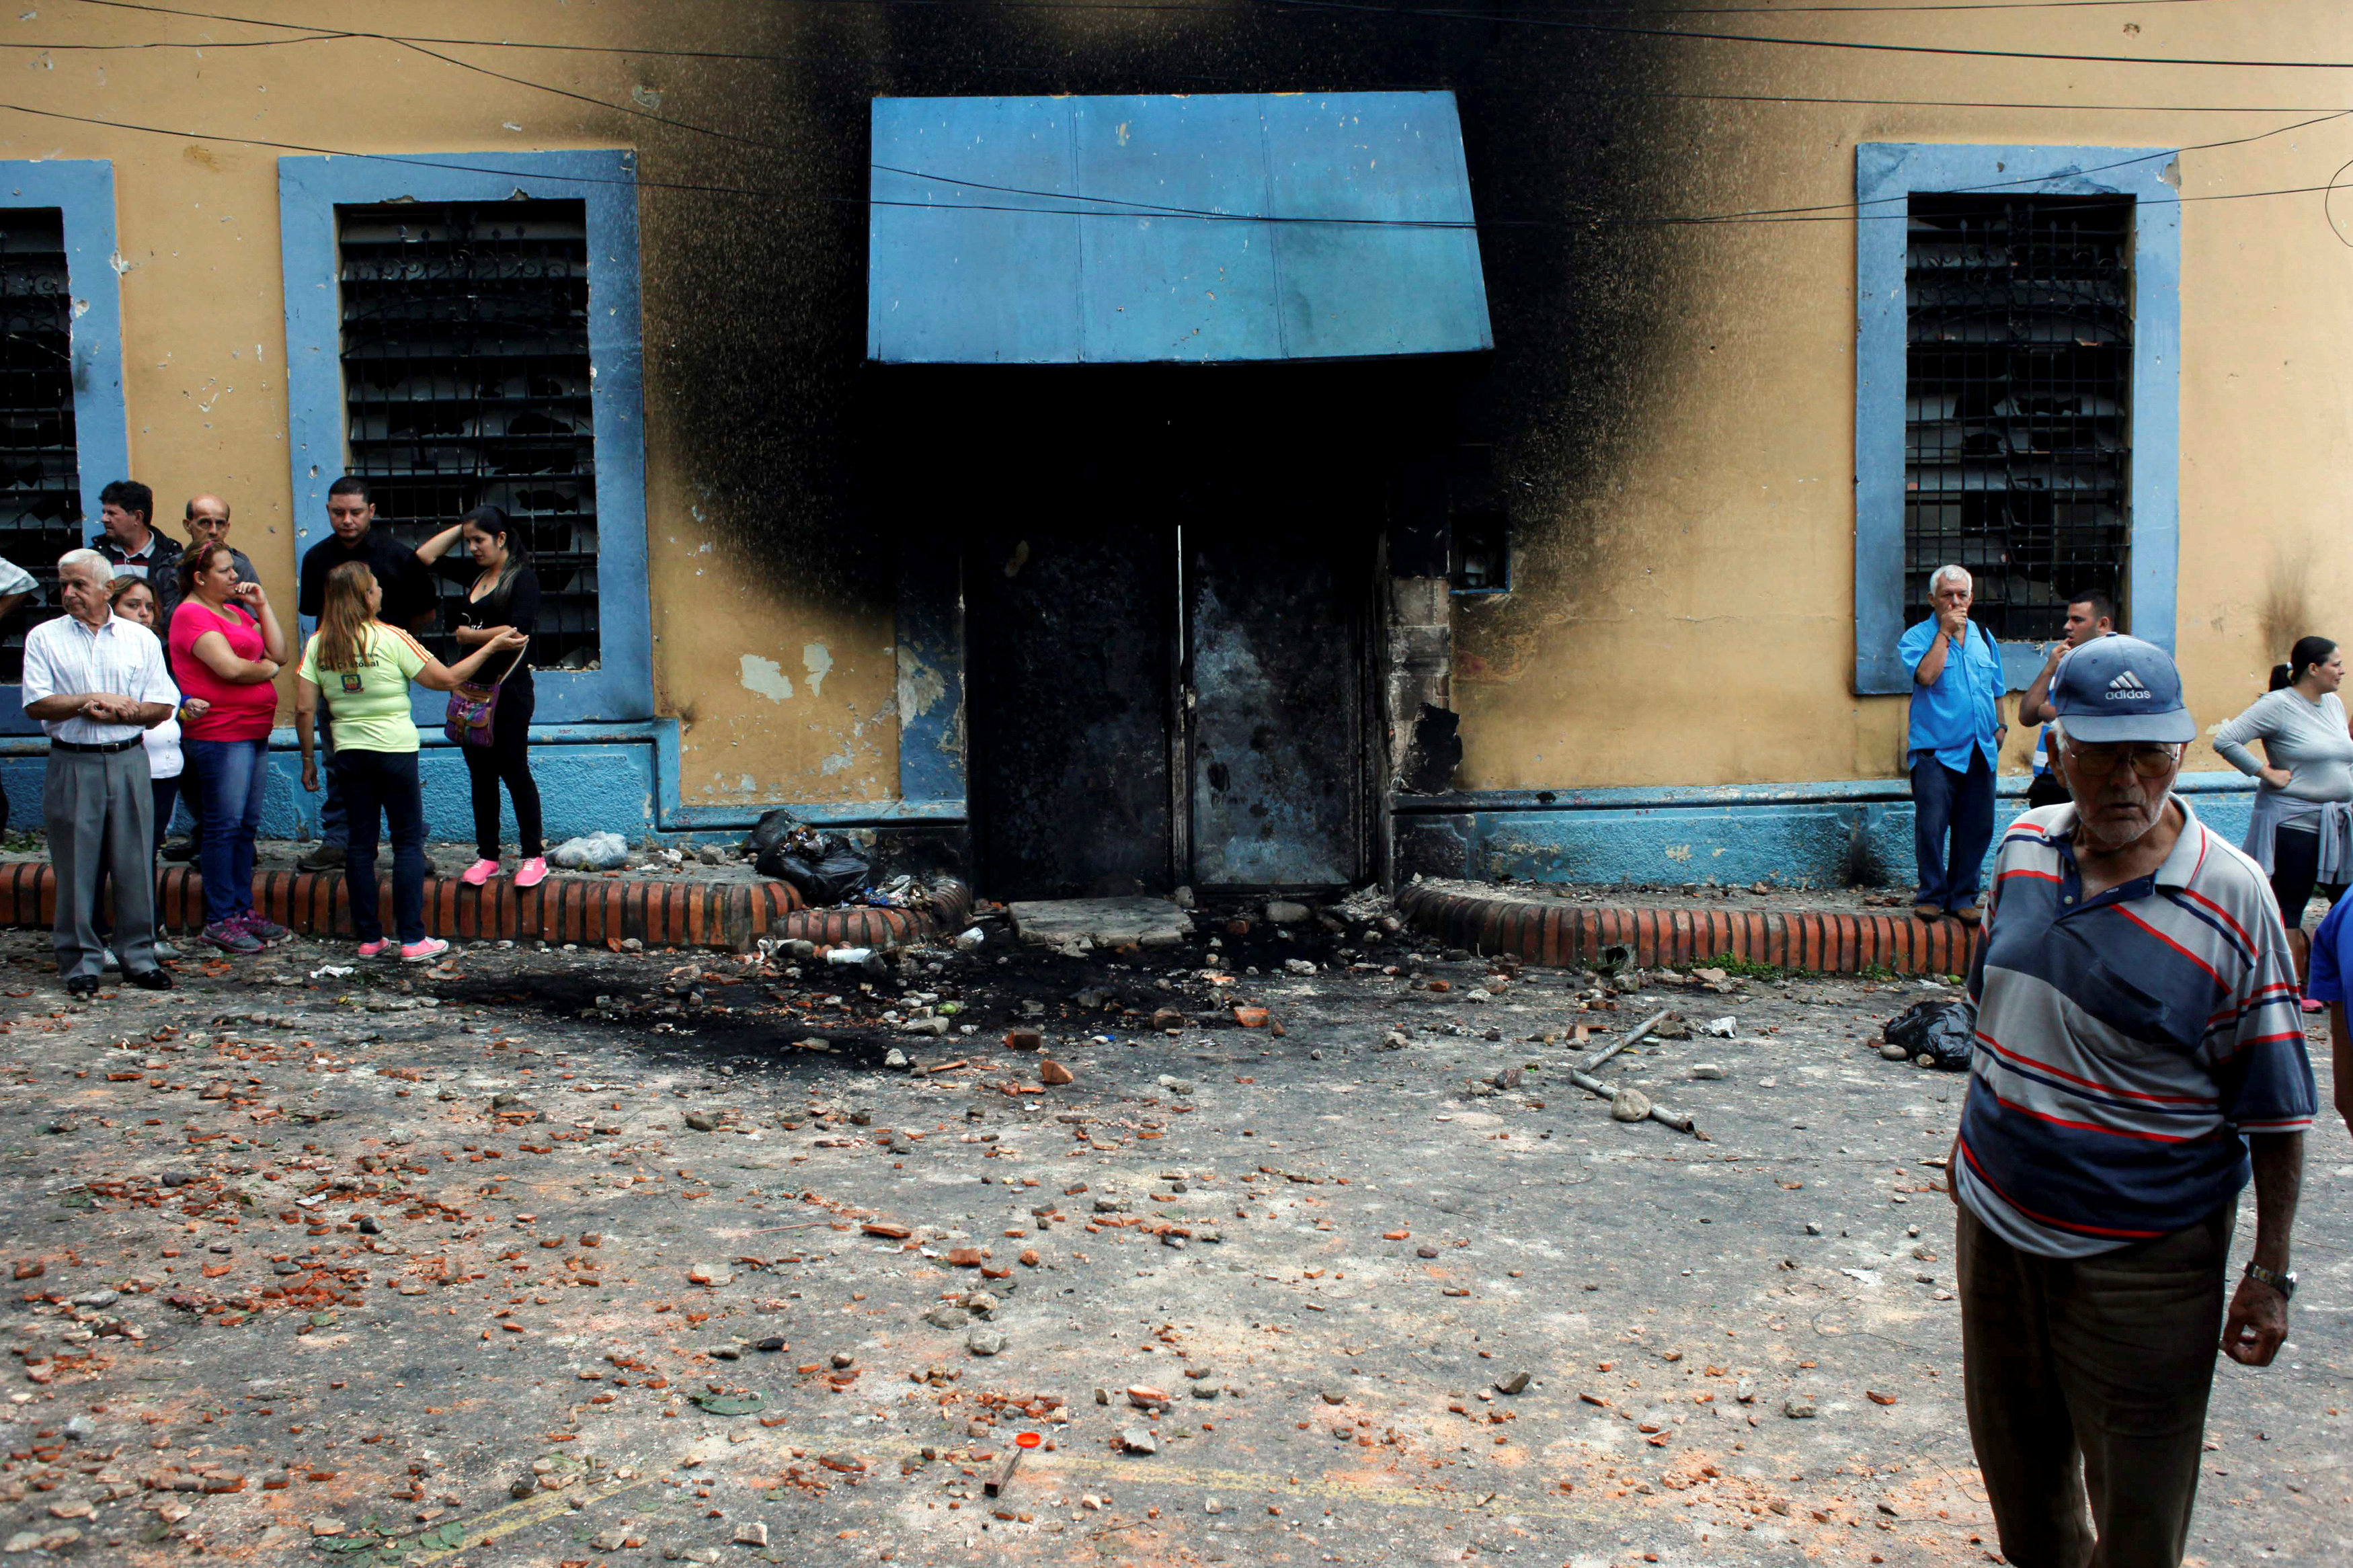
[0,553,34,626]
[19,549,177,995]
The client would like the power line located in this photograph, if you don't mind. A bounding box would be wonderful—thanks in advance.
[1263,0,2353,70]
[65,0,2342,73]
[335,11,2353,233]
[45,1,2353,114]
[3,96,2345,235]
[0,30,345,50]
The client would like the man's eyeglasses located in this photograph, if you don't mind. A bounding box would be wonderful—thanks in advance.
[2064,743,2181,778]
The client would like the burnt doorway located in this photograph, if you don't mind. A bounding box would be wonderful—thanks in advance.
[881,361,1449,904]
[964,523,1179,901]
[1185,527,1366,888]
[962,519,1370,902]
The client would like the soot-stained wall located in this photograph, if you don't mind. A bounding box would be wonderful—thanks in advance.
[621,0,1705,808]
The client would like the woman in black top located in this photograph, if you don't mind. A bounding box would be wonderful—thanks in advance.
[417,505,547,888]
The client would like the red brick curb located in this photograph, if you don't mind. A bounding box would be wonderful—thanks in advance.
[0,862,973,956]
[1395,883,1984,977]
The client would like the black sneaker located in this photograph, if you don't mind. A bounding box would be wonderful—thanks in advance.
[161,839,198,864]
[123,968,173,991]
[296,843,347,874]
[63,975,97,997]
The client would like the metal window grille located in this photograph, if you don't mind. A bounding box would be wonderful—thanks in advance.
[1904,194,2132,645]
[0,208,80,683]
[337,200,598,668]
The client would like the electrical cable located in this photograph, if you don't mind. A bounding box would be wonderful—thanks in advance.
[38,1,2353,116]
[1259,0,2353,71]
[3,96,2347,234]
[65,0,2347,72]
[77,0,2315,235]
[343,28,2353,232]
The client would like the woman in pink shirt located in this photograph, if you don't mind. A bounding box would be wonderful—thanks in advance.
[169,542,290,955]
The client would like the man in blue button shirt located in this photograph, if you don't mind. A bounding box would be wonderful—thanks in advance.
[1900,564,2008,923]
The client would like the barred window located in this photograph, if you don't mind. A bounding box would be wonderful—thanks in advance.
[0,208,79,682]
[337,200,598,668]
[1904,194,2132,644]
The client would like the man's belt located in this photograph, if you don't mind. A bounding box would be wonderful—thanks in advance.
[50,737,141,754]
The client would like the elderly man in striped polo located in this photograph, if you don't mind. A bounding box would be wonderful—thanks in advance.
[1953,634,2311,1568]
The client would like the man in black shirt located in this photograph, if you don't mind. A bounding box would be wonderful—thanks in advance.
[91,480,184,620]
[292,476,437,872]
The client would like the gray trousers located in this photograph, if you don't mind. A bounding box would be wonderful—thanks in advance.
[44,746,156,979]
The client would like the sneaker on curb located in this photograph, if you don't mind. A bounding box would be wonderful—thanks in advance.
[356,939,391,960]
[295,843,346,874]
[461,858,500,886]
[201,920,263,955]
[399,937,449,964]
[161,839,198,864]
[235,912,294,946]
[152,940,179,961]
[102,946,120,971]
[515,856,549,889]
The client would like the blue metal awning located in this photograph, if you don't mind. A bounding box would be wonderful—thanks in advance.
[867,91,1492,365]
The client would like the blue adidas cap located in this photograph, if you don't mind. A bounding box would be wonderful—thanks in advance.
[2048,634,2196,744]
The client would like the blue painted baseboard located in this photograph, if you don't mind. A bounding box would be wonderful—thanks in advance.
[1392,774,2261,889]
[0,721,969,848]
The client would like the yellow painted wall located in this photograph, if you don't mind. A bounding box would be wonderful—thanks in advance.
[0,0,899,804]
[1454,0,2353,790]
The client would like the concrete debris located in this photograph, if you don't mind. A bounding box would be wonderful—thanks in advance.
[1610,1088,1654,1122]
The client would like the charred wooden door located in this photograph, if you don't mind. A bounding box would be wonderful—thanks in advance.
[964,526,1177,899]
[1185,530,1365,889]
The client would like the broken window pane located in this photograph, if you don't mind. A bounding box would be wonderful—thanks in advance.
[1903,194,2132,643]
[1450,511,1509,594]
[337,200,600,670]
[0,208,81,683]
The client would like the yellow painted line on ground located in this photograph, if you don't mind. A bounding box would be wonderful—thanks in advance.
[402,1424,1605,1561]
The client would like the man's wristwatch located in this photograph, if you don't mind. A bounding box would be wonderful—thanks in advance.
[2243,1261,2297,1301]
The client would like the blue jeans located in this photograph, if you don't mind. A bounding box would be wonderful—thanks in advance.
[334,748,425,945]
[1911,748,1996,911]
[188,736,268,927]
[317,708,347,849]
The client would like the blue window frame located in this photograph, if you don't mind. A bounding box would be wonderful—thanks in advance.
[277,150,650,723]
[1853,142,2180,696]
[0,160,126,737]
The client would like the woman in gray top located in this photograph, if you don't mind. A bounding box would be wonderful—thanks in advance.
[2213,636,2353,983]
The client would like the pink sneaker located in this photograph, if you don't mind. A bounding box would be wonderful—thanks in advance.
[461,858,500,887]
[400,937,449,964]
[514,856,549,889]
[356,940,391,960]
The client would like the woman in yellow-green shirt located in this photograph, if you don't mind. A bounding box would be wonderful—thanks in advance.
[294,561,526,962]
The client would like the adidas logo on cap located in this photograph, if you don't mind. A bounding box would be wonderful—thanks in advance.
[2106,669,2152,700]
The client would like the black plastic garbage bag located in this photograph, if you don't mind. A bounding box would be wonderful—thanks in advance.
[1884,998,1977,1071]
[771,841,875,907]
[746,807,805,864]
